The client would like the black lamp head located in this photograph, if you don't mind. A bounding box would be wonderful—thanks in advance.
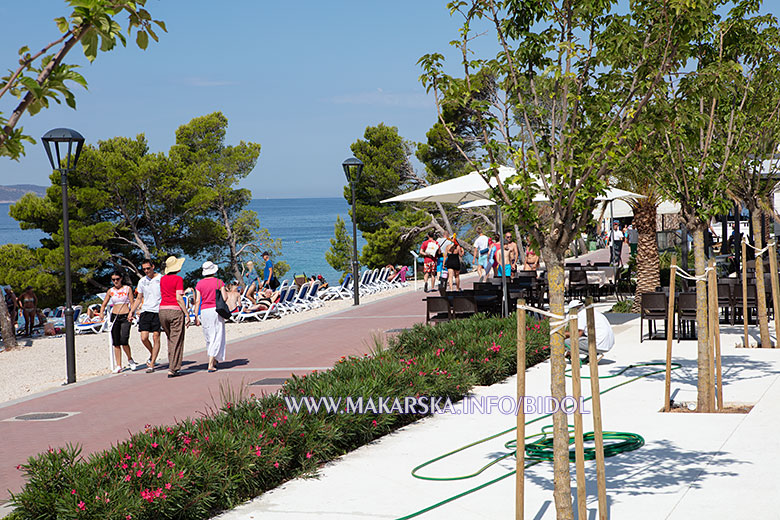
[41,128,85,171]
[342,156,364,183]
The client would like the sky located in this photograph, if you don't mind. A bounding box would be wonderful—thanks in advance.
[0,1,478,198]
[3,2,780,199]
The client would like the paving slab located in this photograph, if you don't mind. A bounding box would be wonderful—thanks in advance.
[215,308,780,520]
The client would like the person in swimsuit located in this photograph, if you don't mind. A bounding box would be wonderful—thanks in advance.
[445,242,463,291]
[19,286,37,336]
[523,248,540,271]
[99,272,137,373]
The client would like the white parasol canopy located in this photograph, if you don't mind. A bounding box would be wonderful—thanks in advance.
[381,166,516,204]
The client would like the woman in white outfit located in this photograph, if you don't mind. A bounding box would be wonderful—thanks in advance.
[194,261,227,372]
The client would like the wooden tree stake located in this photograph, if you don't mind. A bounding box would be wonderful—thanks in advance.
[569,311,587,520]
[769,242,780,349]
[664,256,677,412]
[516,300,526,520]
[742,238,749,348]
[585,298,607,519]
[707,259,718,411]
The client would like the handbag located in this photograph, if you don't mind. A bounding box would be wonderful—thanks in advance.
[269,276,280,290]
[215,287,232,319]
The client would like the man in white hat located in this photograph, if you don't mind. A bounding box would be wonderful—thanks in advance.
[563,299,615,362]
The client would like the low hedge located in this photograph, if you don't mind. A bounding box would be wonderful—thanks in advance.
[9,313,550,519]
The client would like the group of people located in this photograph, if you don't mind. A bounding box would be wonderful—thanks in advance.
[3,285,42,337]
[419,227,541,293]
[97,257,229,377]
[608,222,639,266]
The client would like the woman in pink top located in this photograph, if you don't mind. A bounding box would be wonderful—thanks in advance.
[98,271,136,373]
[194,261,228,372]
[159,256,189,377]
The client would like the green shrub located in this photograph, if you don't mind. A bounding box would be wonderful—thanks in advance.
[8,313,549,519]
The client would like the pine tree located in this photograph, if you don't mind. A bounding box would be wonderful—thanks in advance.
[325,216,352,282]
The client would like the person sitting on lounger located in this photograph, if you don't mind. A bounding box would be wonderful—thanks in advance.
[225,281,242,312]
[242,288,281,312]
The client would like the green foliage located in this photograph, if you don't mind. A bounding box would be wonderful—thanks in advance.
[8,313,549,519]
[10,113,276,302]
[325,216,352,282]
[0,0,166,159]
[610,300,634,313]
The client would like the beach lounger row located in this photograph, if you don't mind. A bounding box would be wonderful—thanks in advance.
[319,266,409,301]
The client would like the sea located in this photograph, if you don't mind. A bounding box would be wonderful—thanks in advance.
[0,198,366,284]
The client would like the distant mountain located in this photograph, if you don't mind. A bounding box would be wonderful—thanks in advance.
[0,184,48,203]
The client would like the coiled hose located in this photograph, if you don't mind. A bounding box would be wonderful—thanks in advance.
[396,362,681,519]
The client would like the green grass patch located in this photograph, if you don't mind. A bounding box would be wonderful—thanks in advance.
[8,313,549,519]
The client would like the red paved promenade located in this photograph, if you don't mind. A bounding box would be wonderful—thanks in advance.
[0,290,426,505]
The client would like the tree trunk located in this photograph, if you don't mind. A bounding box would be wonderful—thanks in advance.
[219,203,242,284]
[542,247,574,520]
[751,210,771,347]
[434,201,453,235]
[631,199,661,312]
[693,229,712,412]
[0,296,17,349]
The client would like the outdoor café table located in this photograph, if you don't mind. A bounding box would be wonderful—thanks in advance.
[564,269,610,287]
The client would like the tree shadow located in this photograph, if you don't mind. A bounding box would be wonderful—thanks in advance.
[489,438,745,518]
[594,355,780,387]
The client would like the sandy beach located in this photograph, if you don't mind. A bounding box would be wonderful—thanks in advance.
[0,284,416,404]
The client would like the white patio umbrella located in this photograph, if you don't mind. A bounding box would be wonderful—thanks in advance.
[381,165,516,204]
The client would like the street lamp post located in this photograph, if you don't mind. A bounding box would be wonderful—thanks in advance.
[342,157,364,306]
[42,128,85,385]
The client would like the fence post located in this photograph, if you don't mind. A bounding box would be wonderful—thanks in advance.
[585,297,607,519]
[664,256,677,412]
[516,299,526,520]
[569,310,586,520]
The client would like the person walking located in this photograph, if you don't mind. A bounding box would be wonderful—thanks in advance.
[130,259,163,371]
[194,261,227,373]
[627,224,639,257]
[98,272,136,373]
[504,231,520,277]
[445,241,463,291]
[419,232,439,292]
[18,286,37,337]
[609,222,624,266]
[159,256,189,377]
[472,227,490,282]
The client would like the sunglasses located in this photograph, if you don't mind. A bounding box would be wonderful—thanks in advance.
[112,277,121,281]
[142,266,153,271]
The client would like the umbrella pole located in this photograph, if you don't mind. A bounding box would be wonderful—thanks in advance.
[497,205,509,317]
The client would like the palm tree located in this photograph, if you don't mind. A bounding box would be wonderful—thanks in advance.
[626,190,662,312]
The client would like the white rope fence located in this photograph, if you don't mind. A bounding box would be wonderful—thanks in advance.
[743,237,775,257]
[673,266,714,282]
[517,302,598,334]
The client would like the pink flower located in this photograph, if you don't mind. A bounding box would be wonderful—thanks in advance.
[371,420,378,427]
[124,475,131,482]
[77,501,86,511]
[136,470,143,477]
[178,471,184,479]
[165,482,172,490]
[157,472,162,478]
[71,489,76,495]
[16,465,22,470]
[273,462,280,468]
[151,443,158,448]
[306,452,313,459]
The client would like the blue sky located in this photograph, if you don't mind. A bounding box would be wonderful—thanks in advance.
[0,1,476,198]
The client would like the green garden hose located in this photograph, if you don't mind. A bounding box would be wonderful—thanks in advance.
[396,362,681,520]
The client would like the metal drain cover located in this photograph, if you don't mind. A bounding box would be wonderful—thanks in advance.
[249,377,287,386]
[13,412,71,421]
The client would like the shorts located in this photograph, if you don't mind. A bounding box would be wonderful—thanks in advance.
[436,257,444,274]
[137,311,161,332]
[498,265,511,277]
[110,313,131,346]
[423,261,436,274]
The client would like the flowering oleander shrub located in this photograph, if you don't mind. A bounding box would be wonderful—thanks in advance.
[8,313,549,519]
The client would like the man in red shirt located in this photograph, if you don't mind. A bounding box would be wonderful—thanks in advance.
[420,231,439,293]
